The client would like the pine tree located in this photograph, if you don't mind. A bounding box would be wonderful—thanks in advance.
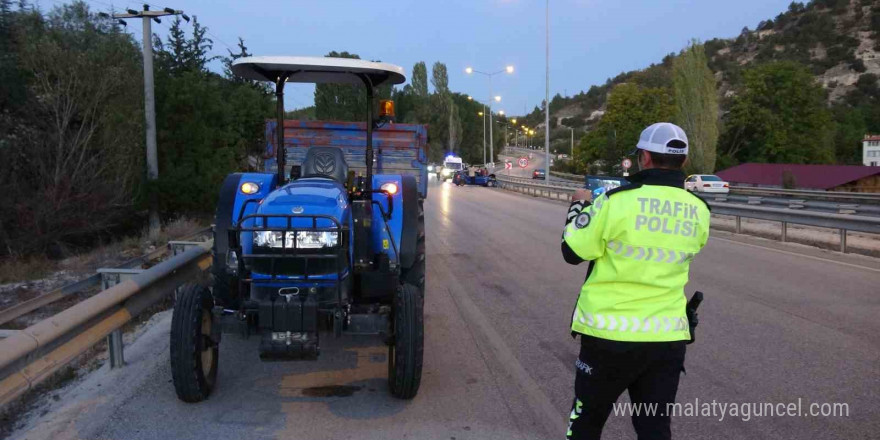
[673,41,719,174]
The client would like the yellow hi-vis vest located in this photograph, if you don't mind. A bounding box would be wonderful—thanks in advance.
[563,174,710,342]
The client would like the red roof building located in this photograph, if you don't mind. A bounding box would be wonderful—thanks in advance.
[715,163,880,192]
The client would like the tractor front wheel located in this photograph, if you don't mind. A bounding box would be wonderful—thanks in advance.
[388,282,424,399]
[171,283,219,403]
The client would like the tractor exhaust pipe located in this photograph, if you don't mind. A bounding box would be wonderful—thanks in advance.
[361,75,374,189]
[275,73,291,184]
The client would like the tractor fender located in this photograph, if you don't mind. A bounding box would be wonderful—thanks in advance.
[398,175,420,269]
[214,173,244,255]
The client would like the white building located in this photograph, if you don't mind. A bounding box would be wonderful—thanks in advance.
[864,135,880,166]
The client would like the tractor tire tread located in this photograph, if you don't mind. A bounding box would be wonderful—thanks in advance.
[402,201,425,289]
[170,283,217,403]
[389,283,424,399]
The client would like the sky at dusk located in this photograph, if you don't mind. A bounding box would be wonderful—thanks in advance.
[49,0,794,116]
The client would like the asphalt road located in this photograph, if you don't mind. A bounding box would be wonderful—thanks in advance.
[12,179,880,440]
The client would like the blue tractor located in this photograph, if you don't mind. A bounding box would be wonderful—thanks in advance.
[170,57,426,402]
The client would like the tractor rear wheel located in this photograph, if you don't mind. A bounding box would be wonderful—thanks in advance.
[212,173,243,309]
[171,283,218,403]
[388,282,424,399]
[401,200,425,291]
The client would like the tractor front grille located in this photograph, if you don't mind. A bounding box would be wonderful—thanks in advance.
[231,213,348,282]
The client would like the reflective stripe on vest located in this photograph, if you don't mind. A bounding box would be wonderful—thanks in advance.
[606,240,694,264]
[574,308,688,333]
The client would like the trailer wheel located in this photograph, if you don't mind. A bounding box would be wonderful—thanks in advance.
[171,283,218,403]
[388,282,424,399]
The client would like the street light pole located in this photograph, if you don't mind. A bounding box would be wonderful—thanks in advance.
[544,0,551,181]
[489,76,494,165]
[482,106,486,165]
[466,65,513,168]
[114,5,188,235]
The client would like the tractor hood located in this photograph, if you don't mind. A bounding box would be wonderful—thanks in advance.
[257,178,348,222]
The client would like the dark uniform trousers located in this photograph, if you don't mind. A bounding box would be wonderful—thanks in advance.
[568,334,686,440]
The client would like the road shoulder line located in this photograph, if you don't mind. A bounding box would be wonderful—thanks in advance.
[431,257,563,438]
[709,233,880,273]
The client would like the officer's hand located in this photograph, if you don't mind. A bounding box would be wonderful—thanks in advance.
[573,189,592,203]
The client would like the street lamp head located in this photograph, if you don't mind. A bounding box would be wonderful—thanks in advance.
[478,112,483,116]
[467,96,473,101]
[498,110,505,115]
[506,65,514,74]
[494,96,501,102]
[511,118,517,124]
[465,67,474,74]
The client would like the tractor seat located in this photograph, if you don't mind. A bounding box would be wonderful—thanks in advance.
[301,147,348,182]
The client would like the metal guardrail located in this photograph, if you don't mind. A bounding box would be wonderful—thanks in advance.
[704,194,880,217]
[0,240,212,407]
[495,176,880,253]
[498,174,582,189]
[728,186,880,203]
[507,165,880,204]
[496,175,880,216]
[0,227,211,327]
[549,170,584,181]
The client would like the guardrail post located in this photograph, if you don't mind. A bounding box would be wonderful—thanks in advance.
[97,268,145,369]
[735,216,741,234]
[781,221,788,243]
[108,330,124,368]
[840,229,847,253]
[169,241,205,256]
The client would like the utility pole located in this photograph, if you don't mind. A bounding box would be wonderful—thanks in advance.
[571,128,574,158]
[114,5,188,236]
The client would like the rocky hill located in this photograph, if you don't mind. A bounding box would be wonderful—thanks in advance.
[524,0,880,155]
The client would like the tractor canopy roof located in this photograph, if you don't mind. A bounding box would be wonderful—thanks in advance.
[231,56,406,87]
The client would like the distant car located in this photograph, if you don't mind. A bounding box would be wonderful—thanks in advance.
[533,168,546,179]
[685,174,730,194]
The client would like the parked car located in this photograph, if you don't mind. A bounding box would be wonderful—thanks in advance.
[532,168,546,179]
[685,174,730,194]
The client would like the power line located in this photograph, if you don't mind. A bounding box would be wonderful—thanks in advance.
[202,27,235,52]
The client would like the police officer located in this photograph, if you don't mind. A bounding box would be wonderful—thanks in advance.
[562,122,710,440]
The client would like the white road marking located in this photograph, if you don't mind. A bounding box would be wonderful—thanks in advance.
[709,236,880,273]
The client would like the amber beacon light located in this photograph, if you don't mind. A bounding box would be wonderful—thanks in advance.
[379,100,395,119]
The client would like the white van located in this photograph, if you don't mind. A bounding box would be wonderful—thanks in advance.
[440,156,463,180]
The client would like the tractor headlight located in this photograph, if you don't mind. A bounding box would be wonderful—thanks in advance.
[295,231,339,249]
[240,182,260,194]
[253,231,338,249]
[380,182,399,195]
[442,168,453,176]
